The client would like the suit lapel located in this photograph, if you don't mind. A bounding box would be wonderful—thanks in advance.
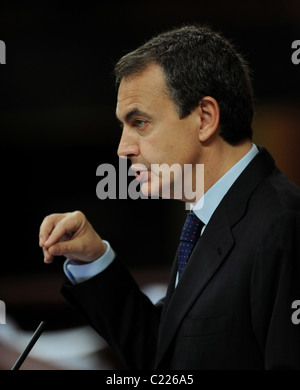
[155,146,275,368]
[155,208,234,367]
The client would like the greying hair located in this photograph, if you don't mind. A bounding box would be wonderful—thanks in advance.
[114,25,254,145]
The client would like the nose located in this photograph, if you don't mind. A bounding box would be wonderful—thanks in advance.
[117,128,140,158]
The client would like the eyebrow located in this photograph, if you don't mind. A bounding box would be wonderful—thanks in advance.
[116,107,151,125]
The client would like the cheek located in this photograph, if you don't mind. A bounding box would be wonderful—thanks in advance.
[140,121,200,165]
[144,131,180,161]
[138,137,170,164]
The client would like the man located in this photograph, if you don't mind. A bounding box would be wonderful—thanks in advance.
[39,25,300,369]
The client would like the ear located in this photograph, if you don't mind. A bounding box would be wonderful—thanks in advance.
[196,96,220,142]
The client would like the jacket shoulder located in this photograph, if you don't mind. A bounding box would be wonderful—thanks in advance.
[258,167,300,214]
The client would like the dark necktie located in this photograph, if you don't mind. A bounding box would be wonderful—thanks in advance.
[177,211,203,279]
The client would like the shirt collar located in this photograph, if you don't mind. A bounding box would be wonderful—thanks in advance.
[192,143,259,225]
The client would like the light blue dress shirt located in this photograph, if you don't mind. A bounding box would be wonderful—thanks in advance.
[64,144,259,285]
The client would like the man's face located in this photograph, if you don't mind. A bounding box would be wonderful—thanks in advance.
[116,63,202,200]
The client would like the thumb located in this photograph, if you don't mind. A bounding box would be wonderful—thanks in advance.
[47,240,73,257]
[47,237,85,262]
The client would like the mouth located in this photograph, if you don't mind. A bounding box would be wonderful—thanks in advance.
[135,170,149,182]
[130,164,149,182]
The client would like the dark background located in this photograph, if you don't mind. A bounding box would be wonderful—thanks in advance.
[0,1,299,330]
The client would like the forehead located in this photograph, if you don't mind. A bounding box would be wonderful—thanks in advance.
[116,64,171,119]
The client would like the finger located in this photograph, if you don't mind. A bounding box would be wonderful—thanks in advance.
[43,213,80,248]
[39,213,66,247]
[43,246,54,264]
[47,241,74,258]
[48,230,90,261]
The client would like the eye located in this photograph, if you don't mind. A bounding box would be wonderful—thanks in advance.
[135,119,147,129]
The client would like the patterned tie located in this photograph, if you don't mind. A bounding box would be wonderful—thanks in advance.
[177,211,203,279]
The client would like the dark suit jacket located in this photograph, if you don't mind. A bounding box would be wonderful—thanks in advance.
[61,147,300,369]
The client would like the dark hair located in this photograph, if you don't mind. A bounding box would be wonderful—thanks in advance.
[114,25,255,145]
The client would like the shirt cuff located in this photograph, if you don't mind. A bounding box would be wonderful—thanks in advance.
[63,240,115,284]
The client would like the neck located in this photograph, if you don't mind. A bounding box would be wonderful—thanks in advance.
[202,138,253,194]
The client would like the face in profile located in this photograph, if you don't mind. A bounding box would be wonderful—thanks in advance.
[116,63,203,202]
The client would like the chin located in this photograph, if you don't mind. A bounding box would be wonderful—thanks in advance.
[140,181,159,198]
[145,179,178,199]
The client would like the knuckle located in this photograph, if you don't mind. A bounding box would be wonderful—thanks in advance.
[45,213,57,221]
[42,214,51,226]
[73,210,86,228]
[42,213,60,228]
[73,210,85,219]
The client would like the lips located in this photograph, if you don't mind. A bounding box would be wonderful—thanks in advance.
[135,170,149,182]
[130,164,149,182]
